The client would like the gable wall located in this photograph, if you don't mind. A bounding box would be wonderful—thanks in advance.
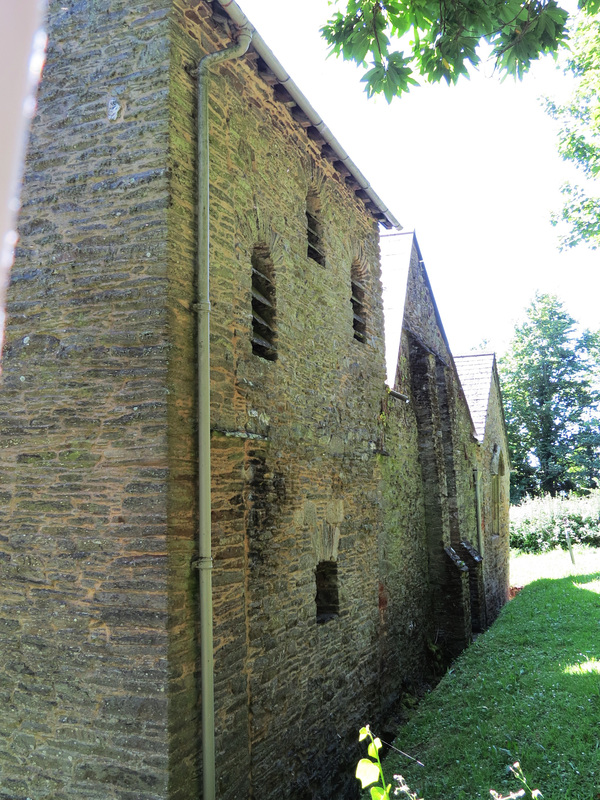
[174,4,389,797]
[378,245,483,705]
[479,375,511,622]
[0,2,175,799]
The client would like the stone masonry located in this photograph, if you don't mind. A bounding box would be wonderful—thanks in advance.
[0,3,510,799]
[454,353,511,623]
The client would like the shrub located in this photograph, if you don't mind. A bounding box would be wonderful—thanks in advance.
[510,490,600,553]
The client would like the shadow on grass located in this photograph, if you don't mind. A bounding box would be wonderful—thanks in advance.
[384,570,600,800]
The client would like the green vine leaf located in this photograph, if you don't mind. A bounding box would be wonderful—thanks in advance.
[367,738,382,758]
[370,785,391,800]
[356,758,380,788]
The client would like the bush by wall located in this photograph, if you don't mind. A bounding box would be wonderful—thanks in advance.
[510,490,600,553]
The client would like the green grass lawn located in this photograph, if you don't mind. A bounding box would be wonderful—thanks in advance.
[378,548,600,800]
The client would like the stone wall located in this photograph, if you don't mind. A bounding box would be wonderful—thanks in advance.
[386,247,481,660]
[179,6,389,794]
[0,1,175,798]
[0,3,510,799]
[478,371,511,623]
[377,351,431,718]
[0,1,390,797]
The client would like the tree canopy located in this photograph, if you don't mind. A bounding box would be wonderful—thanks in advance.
[499,294,600,502]
[319,0,593,101]
[546,11,600,249]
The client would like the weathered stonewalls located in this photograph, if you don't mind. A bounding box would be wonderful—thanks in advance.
[0,0,393,794]
[377,340,432,715]
[402,247,452,363]
[174,7,389,795]
[0,3,510,798]
[0,2,176,799]
[386,248,481,659]
[452,352,511,629]
[479,373,511,623]
[166,12,202,799]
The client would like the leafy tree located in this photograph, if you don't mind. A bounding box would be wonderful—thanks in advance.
[546,12,600,249]
[499,294,600,502]
[320,0,586,101]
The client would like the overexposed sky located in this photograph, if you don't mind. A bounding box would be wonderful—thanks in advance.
[0,1,597,364]
[0,1,46,354]
[237,0,599,357]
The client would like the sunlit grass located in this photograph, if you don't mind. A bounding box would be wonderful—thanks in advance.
[510,545,600,587]
[564,658,600,676]
[574,578,600,594]
[383,552,600,800]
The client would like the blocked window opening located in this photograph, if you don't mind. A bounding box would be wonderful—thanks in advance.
[315,561,339,623]
[251,244,277,361]
[491,450,505,536]
[306,192,325,265]
[351,261,367,344]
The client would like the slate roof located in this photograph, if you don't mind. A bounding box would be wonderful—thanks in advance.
[454,353,496,442]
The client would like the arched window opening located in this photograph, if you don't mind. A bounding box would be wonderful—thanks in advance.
[251,244,277,361]
[351,260,367,344]
[315,560,339,623]
[306,191,325,266]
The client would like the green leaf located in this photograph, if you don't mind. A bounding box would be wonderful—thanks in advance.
[359,726,370,741]
[367,738,382,757]
[353,36,370,64]
[370,785,390,800]
[356,758,380,788]
[322,0,572,99]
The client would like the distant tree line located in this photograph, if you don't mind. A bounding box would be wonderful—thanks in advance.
[499,294,600,503]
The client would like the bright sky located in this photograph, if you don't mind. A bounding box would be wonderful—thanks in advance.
[238,0,599,358]
[0,1,45,354]
[0,1,597,364]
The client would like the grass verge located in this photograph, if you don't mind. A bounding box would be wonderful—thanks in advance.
[381,556,600,799]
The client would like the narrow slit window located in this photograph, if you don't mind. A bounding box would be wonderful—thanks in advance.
[251,244,277,361]
[315,560,339,623]
[491,473,500,535]
[306,191,325,266]
[351,261,367,344]
[491,451,504,536]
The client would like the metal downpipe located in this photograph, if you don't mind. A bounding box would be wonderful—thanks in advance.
[197,26,252,800]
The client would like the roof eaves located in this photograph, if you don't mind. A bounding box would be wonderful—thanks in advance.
[215,0,402,231]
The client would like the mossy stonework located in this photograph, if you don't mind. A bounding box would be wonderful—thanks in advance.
[477,369,511,621]
[0,2,509,799]
[454,352,511,626]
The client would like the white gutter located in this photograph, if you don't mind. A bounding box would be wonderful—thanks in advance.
[216,0,402,231]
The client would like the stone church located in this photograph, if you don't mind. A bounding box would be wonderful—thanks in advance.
[0,1,510,798]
